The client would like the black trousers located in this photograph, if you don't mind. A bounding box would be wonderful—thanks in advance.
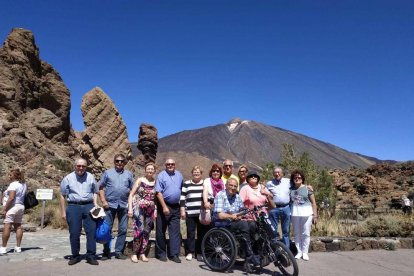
[226,220,254,257]
[185,216,210,255]
[155,203,181,258]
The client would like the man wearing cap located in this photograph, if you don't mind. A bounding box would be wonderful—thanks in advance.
[155,158,184,263]
[98,153,134,260]
[59,158,99,265]
[222,159,239,188]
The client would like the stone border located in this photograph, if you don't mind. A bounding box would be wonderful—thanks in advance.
[310,237,414,252]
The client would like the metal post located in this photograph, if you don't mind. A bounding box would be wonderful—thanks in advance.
[40,200,46,229]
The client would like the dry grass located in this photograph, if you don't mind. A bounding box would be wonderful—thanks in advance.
[313,213,357,237]
[313,212,413,237]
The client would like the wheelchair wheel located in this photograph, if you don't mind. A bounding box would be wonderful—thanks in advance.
[272,241,299,276]
[202,228,237,271]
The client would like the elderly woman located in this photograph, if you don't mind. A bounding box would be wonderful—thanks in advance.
[203,164,225,210]
[128,162,157,263]
[290,170,317,261]
[1,169,27,255]
[180,166,209,261]
[239,172,274,221]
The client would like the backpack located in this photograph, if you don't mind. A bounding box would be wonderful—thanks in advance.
[95,218,112,244]
[24,191,39,209]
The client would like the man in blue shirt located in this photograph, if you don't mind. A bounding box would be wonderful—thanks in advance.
[60,158,99,265]
[98,153,134,260]
[155,158,183,263]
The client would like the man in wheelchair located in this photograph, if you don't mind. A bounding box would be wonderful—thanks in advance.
[213,177,261,267]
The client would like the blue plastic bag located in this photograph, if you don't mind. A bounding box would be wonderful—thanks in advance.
[95,218,112,244]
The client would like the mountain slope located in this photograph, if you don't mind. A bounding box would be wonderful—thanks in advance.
[145,119,378,177]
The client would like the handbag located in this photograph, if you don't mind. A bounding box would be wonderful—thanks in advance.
[24,191,39,209]
[95,218,112,244]
[199,208,211,225]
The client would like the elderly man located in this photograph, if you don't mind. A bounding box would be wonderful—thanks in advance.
[213,178,260,268]
[155,158,183,263]
[98,153,134,260]
[265,167,292,248]
[266,167,313,248]
[222,159,239,187]
[60,158,99,265]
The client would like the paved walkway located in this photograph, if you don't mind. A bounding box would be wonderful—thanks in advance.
[0,229,413,276]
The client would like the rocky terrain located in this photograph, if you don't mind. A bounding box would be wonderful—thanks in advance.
[334,162,414,208]
[0,28,156,193]
[1,28,412,210]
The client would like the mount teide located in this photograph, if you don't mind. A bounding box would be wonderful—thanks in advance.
[133,118,378,177]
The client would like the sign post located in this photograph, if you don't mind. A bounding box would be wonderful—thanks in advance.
[36,189,54,229]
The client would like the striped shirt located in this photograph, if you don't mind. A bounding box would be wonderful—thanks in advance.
[180,179,204,217]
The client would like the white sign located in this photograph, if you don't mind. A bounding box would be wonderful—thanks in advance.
[36,189,53,200]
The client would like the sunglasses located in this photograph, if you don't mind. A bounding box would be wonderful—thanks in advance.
[294,176,302,180]
[76,165,86,168]
[115,159,125,163]
[224,164,232,167]
[239,170,247,173]
[212,169,220,173]
[166,163,175,166]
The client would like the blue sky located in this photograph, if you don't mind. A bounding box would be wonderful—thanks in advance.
[1,0,413,161]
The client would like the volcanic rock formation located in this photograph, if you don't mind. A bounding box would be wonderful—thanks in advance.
[77,87,133,175]
[136,123,158,165]
[0,28,76,190]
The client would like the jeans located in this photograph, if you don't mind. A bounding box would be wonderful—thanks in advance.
[103,206,128,255]
[268,205,291,248]
[66,203,96,258]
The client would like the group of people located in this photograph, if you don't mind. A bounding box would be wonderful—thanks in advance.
[0,155,318,268]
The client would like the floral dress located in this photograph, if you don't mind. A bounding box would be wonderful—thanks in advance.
[132,178,156,255]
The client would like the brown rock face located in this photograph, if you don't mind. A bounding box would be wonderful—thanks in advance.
[0,28,71,142]
[0,28,76,191]
[78,87,132,175]
[137,124,158,164]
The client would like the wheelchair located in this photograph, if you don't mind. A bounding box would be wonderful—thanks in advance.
[201,206,298,276]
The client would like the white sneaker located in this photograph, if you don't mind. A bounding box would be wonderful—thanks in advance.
[14,247,22,253]
[302,253,309,261]
[294,253,302,259]
[0,247,7,255]
[186,253,192,261]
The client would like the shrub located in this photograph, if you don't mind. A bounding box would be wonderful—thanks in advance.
[26,196,68,229]
[51,159,73,173]
[353,215,412,237]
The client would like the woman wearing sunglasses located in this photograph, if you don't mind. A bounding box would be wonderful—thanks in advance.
[289,170,317,261]
[203,164,225,211]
